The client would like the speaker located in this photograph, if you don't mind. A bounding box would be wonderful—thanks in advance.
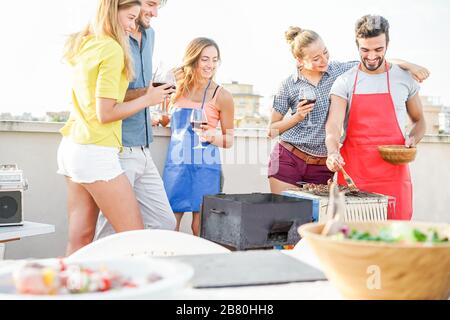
[0,190,23,226]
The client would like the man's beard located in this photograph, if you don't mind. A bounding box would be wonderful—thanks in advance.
[361,56,385,71]
[137,17,150,30]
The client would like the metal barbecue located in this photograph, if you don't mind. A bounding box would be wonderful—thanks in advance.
[283,183,396,222]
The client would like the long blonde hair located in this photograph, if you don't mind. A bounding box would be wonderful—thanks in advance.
[173,37,221,102]
[285,26,321,60]
[63,0,141,81]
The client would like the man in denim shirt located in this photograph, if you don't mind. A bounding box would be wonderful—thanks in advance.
[95,0,176,239]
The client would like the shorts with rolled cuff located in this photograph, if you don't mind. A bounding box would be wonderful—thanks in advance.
[57,137,124,184]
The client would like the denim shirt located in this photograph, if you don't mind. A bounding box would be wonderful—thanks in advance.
[122,27,155,147]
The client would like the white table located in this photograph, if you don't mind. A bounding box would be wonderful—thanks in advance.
[0,239,342,300]
[0,222,55,259]
[173,280,340,300]
[170,241,341,300]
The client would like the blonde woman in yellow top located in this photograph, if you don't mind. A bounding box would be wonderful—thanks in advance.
[58,0,175,255]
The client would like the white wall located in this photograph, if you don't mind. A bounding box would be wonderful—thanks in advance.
[1,121,449,259]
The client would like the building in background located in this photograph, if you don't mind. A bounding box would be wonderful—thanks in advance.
[0,113,43,122]
[439,106,450,134]
[222,81,269,129]
[0,111,69,123]
[417,96,445,135]
[45,111,70,123]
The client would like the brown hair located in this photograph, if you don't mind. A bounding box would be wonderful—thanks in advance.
[173,37,221,103]
[63,0,141,81]
[285,26,321,60]
[355,15,390,47]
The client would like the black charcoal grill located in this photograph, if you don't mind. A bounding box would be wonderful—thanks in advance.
[200,193,313,250]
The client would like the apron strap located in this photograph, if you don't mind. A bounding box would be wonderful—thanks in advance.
[200,79,212,110]
[352,64,361,95]
[386,61,391,94]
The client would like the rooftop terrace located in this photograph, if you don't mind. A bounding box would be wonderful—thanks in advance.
[0,120,449,259]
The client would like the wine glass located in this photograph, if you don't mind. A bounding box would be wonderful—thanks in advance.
[190,108,208,149]
[152,62,176,117]
[299,87,317,128]
[149,105,162,126]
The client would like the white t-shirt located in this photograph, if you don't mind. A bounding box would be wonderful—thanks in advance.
[330,64,420,140]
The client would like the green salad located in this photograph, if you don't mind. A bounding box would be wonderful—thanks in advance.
[331,223,449,245]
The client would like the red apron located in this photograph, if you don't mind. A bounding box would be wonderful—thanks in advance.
[338,62,412,220]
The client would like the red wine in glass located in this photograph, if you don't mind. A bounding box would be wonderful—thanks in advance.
[152,82,176,90]
[191,121,208,130]
[291,99,317,115]
[191,108,208,149]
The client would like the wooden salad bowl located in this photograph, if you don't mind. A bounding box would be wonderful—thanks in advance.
[298,221,450,300]
[378,145,417,165]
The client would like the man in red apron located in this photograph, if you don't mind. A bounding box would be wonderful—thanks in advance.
[325,15,427,220]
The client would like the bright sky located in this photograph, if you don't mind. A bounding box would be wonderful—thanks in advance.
[0,0,449,117]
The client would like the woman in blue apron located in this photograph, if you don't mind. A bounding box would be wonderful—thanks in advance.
[163,38,235,236]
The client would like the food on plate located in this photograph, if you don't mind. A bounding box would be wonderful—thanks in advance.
[12,259,163,295]
[330,223,449,245]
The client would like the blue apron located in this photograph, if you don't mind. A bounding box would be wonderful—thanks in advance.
[162,107,221,213]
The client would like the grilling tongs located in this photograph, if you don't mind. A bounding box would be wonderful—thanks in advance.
[321,182,346,236]
[340,167,359,193]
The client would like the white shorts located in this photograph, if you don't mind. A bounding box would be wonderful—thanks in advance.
[94,146,177,239]
[57,137,124,184]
